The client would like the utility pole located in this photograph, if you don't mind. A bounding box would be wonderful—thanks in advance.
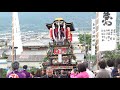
[12,13,14,63]
[84,31,87,61]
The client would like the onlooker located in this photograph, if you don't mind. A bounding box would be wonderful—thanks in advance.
[95,60,110,78]
[83,61,95,78]
[41,67,58,78]
[54,70,60,78]
[70,63,89,78]
[116,64,120,78]
[67,71,71,78]
[41,69,46,77]
[30,71,35,78]
[20,65,32,78]
[105,60,114,78]
[60,70,68,78]
[111,58,120,78]
[34,69,42,78]
[60,70,64,75]
[7,61,25,78]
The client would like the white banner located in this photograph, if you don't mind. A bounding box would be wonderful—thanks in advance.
[58,54,62,63]
[98,12,117,51]
[58,49,62,63]
[91,19,96,55]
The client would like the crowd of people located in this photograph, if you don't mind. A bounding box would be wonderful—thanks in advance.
[5,58,120,78]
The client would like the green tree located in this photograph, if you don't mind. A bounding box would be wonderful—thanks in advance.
[78,34,84,44]
[78,33,91,50]
[103,50,120,61]
[43,56,49,62]
[85,34,91,46]
[2,52,8,59]
[117,44,120,50]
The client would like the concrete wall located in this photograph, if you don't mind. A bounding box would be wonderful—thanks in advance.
[0,64,7,68]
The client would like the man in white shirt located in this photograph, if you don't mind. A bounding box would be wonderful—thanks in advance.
[83,61,95,78]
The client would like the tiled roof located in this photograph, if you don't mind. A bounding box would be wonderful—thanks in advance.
[22,39,51,47]
[7,55,46,62]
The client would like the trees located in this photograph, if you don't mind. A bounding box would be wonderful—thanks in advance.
[103,50,120,61]
[117,44,120,50]
[78,33,91,50]
[43,56,49,62]
[78,34,84,44]
[1,52,8,59]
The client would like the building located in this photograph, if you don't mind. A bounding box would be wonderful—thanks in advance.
[71,32,79,44]
[7,38,50,67]
[71,32,85,62]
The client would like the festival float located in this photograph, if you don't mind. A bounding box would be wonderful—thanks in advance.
[42,18,77,71]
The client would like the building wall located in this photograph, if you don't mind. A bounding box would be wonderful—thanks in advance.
[0,64,7,68]
[7,62,42,68]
